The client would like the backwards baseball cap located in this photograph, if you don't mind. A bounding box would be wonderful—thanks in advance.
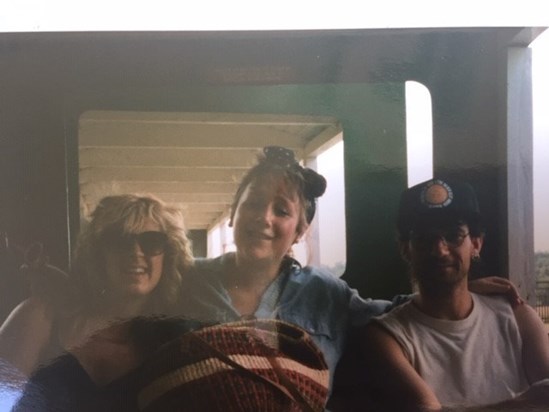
[397,178,482,238]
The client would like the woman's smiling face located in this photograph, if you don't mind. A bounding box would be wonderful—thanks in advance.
[103,219,165,298]
[232,175,304,266]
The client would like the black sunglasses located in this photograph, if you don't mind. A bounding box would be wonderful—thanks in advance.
[103,231,168,256]
[264,146,299,168]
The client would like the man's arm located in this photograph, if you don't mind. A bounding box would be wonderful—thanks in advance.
[464,304,549,411]
[360,322,441,411]
[514,303,549,385]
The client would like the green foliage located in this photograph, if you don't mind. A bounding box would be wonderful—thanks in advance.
[535,252,549,280]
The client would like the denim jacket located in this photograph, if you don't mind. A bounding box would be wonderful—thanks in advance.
[180,253,391,386]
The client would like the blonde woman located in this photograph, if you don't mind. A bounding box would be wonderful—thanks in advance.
[0,194,192,380]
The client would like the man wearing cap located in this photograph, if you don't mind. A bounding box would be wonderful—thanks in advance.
[361,178,549,410]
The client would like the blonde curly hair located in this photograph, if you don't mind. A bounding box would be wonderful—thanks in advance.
[71,194,192,316]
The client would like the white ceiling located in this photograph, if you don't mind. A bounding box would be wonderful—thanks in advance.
[79,110,342,230]
[4,1,547,32]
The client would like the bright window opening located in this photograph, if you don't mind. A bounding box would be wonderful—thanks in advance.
[531,30,549,322]
[405,81,433,187]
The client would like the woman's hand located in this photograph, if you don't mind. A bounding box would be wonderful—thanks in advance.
[468,276,523,308]
[19,242,69,300]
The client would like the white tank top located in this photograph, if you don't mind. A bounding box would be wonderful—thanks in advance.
[375,293,529,407]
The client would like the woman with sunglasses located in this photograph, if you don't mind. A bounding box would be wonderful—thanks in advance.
[0,194,192,380]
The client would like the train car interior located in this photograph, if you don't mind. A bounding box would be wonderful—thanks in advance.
[1,27,544,300]
[0,23,547,409]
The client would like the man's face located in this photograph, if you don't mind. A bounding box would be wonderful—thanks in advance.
[402,223,483,290]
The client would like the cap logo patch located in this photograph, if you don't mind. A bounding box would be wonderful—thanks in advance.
[421,180,453,208]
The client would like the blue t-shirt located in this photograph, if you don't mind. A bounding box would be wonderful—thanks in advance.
[180,253,391,386]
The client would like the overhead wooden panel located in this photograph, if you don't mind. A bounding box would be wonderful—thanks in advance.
[78,110,341,230]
